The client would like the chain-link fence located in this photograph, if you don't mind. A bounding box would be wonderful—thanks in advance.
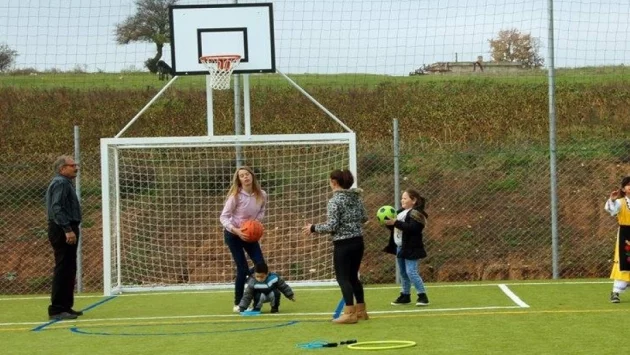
[0,151,104,294]
[359,141,623,285]
[1,137,623,294]
[2,0,629,296]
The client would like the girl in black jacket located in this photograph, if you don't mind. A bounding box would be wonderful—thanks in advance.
[382,189,429,306]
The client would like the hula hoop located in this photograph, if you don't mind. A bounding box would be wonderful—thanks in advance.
[347,340,416,351]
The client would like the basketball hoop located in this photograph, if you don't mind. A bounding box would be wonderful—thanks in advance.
[199,54,241,90]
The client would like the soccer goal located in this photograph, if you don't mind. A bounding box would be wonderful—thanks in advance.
[101,133,357,295]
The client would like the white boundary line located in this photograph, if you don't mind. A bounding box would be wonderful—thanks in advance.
[498,284,530,308]
[0,306,522,327]
[0,281,605,327]
[0,280,611,301]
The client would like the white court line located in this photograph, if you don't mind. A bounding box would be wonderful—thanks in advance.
[0,305,521,327]
[0,294,106,301]
[498,284,530,308]
[0,280,610,301]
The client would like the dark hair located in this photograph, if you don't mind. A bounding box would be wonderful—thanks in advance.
[330,169,354,189]
[618,176,630,197]
[404,188,428,218]
[254,262,268,274]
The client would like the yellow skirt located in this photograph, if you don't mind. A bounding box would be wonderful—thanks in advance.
[610,234,630,281]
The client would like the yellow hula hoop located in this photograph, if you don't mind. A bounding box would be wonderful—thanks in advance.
[347,340,417,350]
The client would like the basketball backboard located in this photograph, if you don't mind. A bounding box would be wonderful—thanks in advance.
[169,3,275,75]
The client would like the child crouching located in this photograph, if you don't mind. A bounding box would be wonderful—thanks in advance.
[238,262,295,313]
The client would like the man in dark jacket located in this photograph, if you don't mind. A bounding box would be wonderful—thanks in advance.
[45,155,82,320]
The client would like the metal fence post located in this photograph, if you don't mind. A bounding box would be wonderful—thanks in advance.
[393,118,400,285]
[548,0,560,279]
[74,125,83,293]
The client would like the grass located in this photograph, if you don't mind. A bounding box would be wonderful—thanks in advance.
[0,280,627,354]
[2,65,630,90]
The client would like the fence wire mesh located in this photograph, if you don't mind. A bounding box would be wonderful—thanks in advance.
[0,142,623,294]
[1,0,629,295]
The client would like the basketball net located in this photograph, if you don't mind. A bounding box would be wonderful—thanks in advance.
[199,55,241,90]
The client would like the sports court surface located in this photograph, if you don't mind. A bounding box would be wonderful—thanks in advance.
[1,280,626,354]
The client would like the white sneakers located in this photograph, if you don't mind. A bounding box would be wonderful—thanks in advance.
[233,305,240,313]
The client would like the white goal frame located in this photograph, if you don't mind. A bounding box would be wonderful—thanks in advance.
[101,133,357,295]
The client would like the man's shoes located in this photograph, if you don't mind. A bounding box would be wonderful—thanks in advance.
[270,306,279,314]
[233,305,241,313]
[391,293,411,305]
[68,309,83,316]
[416,293,430,306]
[610,292,621,303]
[49,312,78,321]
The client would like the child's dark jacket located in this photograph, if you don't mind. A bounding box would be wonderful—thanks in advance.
[238,272,294,309]
[382,207,427,260]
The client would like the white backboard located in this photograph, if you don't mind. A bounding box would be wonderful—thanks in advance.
[169,3,275,75]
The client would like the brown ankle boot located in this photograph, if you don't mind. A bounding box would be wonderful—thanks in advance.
[356,303,369,320]
[332,305,357,324]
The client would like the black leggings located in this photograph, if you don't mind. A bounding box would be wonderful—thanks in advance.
[333,237,365,306]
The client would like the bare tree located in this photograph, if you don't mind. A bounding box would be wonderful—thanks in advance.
[0,43,18,72]
[115,0,178,73]
[488,29,544,68]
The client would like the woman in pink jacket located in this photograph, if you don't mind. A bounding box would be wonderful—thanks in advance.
[220,166,268,312]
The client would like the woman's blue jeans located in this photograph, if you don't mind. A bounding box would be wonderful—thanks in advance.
[224,229,265,305]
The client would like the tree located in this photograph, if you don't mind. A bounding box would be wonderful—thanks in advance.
[0,43,18,72]
[488,29,544,68]
[115,0,178,73]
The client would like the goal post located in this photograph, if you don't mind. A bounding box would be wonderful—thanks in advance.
[101,133,357,295]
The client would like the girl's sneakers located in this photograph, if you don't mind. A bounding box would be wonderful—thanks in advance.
[416,293,430,306]
[391,293,411,305]
[610,292,621,303]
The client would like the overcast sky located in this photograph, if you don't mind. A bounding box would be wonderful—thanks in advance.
[1,0,629,75]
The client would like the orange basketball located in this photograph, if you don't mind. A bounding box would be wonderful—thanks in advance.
[241,219,264,242]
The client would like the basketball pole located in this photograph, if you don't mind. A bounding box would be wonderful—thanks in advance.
[115,76,179,138]
[206,75,214,136]
[233,74,243,165]
[243,74,252,135]
[277,70,353,133]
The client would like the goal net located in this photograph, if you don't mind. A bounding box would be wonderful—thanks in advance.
[100,133,357,295]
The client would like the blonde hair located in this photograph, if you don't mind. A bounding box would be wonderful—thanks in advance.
[226,166,264,205]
